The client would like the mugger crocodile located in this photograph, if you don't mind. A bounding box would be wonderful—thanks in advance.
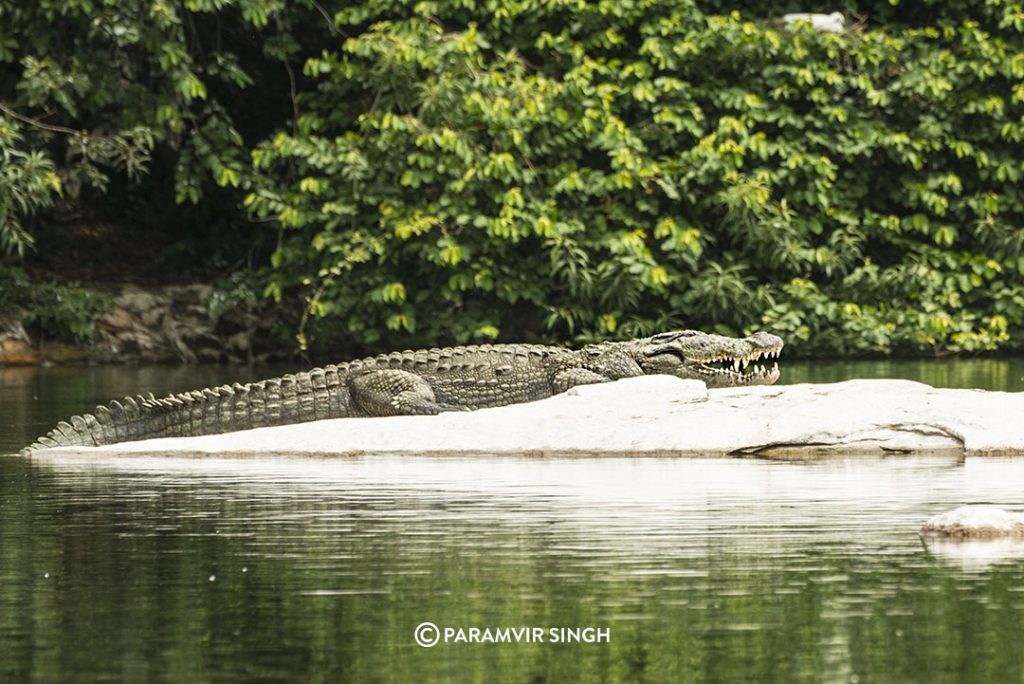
[21,330,783,455]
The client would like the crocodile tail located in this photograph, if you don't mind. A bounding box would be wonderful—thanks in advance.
[20,366,350,455]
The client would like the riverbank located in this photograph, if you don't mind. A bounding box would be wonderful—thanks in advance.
[0,281,286,366]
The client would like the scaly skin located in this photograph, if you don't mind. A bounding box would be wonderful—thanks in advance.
[21,330,783,454]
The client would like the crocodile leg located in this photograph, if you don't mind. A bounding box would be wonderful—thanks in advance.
[552,350,646,393]
[585,351,645,380]
[552,368,613,394]
[349,369,468,416]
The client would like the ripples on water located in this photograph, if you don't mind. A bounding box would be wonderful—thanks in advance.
[3,454,1024,682]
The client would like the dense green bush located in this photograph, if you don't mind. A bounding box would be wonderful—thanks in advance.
[0,0,325,253]
[4,0,1024,356]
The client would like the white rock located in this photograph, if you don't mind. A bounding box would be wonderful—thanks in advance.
[921,505,1024,539]
[783,12,845,33]
[33,377,1024,458]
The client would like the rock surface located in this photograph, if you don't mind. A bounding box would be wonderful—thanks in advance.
[1,282,277,366]
[0,319,40,364]
[34,376,1024,458]
[921,505,1024,539]
[96,284,233,363]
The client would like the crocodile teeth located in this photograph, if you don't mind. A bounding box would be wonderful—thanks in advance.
[733,359,740,371]
[742,358,750,369]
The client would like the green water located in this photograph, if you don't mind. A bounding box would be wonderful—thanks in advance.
[781,356,1024,392]
[3,359,1024,682]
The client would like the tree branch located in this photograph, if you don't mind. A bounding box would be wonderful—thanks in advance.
[311,0,347,38]
[0,102,81,136]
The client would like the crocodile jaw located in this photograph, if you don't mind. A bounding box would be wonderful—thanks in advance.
[675,359,781,387]
[638,330,784,388]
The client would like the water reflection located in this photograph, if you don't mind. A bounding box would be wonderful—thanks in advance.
[3,454,1024,681]
[24,453,1023,555]
[924,538,1024,572]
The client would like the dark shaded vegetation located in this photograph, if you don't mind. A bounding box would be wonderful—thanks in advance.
[2,0,1023,358]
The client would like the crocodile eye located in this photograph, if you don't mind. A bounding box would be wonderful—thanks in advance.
[651,330,698,343]
[643,343,685,358]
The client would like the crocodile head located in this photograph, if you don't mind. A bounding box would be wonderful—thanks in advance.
[635,330,784,387]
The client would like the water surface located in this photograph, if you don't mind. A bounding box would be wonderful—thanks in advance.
[4,454,1024,682]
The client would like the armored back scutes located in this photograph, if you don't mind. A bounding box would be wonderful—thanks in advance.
[19,367,352,456]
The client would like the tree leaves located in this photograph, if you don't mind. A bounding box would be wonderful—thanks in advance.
[4,0,1024,356]
[240,1,1024,354]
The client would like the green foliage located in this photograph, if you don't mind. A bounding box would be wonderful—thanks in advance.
[242,0,1024,355]
[0,266,112,343]
[208,271,263,319]
[0,0,315,254]
[0,117,61,255]
[5,0,1024,356]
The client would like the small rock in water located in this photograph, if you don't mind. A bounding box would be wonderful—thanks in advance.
[921,505,1024,539]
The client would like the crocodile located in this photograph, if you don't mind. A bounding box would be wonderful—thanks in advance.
[21,330,783,455]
